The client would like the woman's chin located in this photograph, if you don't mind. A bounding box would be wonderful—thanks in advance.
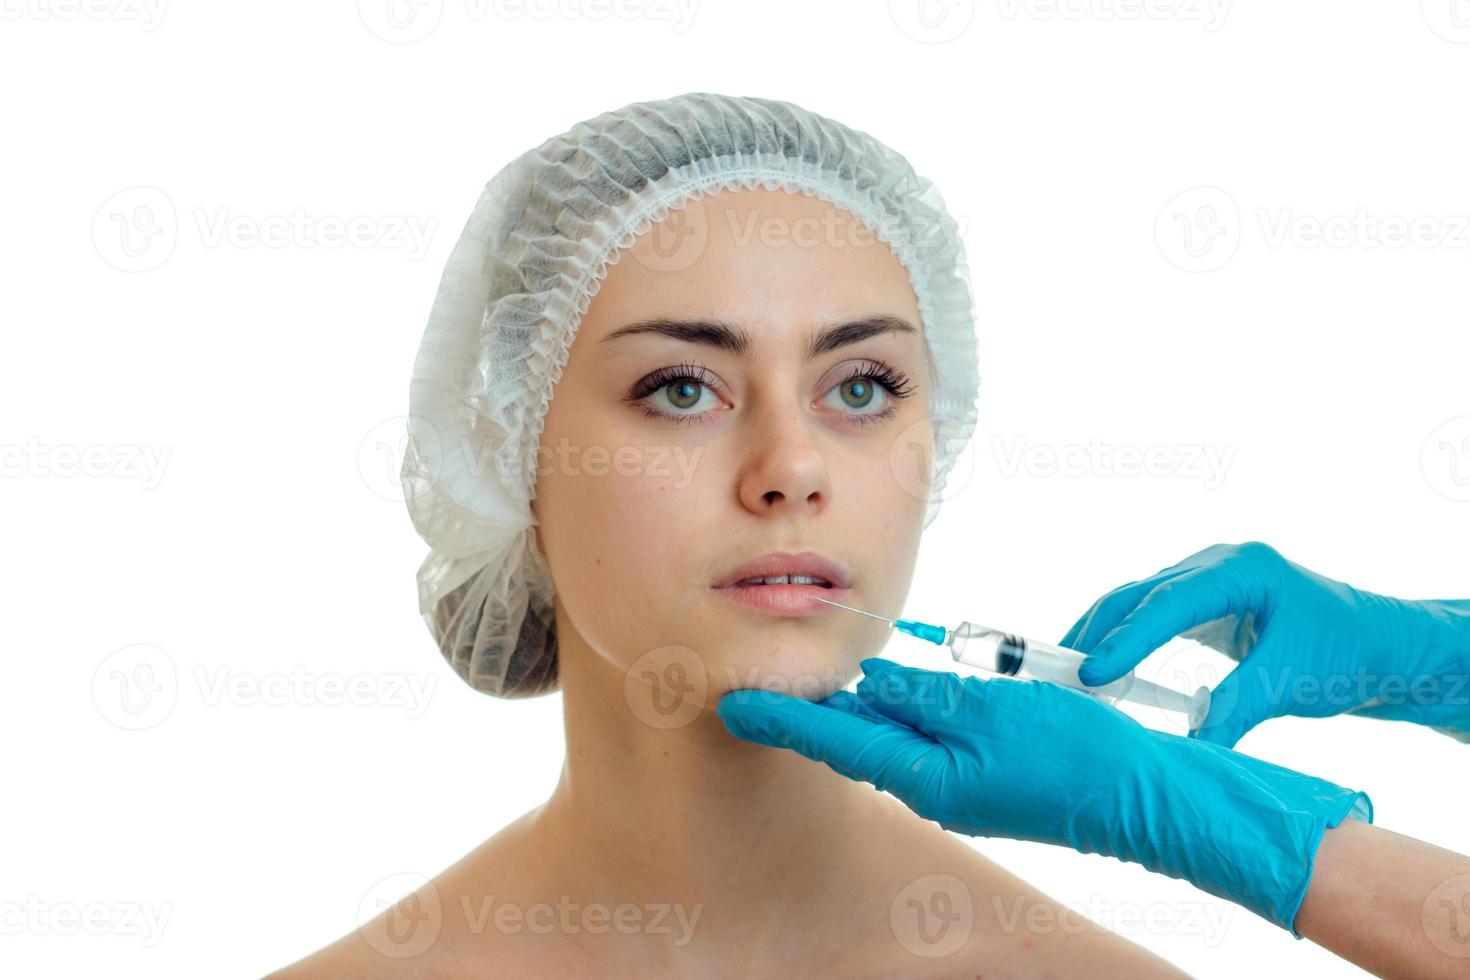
[703,648,857,702]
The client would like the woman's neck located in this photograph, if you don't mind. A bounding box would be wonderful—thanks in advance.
[526,621,913,959]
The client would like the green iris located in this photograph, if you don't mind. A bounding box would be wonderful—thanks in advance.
[839,378,874,408]
[667,381,702,409]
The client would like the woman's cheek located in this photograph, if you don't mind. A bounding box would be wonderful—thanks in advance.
[604,464,703,557]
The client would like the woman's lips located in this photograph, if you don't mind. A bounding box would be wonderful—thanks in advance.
[710,582,854,618]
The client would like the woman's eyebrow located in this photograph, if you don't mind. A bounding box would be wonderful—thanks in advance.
[599,314,917,362]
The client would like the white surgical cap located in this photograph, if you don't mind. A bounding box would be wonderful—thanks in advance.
[401,91,980,698]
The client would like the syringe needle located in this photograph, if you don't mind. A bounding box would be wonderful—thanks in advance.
[812,596,894,624]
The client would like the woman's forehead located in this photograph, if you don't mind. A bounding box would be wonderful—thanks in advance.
[586,189,922,347]
[624,187,914,286]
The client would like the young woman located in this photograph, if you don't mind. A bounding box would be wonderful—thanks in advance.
[270,92,1184,977]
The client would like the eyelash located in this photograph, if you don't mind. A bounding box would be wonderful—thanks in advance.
[624,359,917,427]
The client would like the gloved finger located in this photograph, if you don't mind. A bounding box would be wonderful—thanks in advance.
[1346,700,1415,724]
[819,688,898,725]
[1078,563,1259,687]
[1059,578,1153,650]
[854,663,979,742]
[1059,542,1248,650]
[1352,699,1470,731]
[1059,566,1198,651]
[1189,640,1287,747]
[860,656,905,676]
[717,688,937,790]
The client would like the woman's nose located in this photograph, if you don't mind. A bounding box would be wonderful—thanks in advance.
[735,403,832,517]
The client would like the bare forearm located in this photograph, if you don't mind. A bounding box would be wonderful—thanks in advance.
[1296,817,1470,978]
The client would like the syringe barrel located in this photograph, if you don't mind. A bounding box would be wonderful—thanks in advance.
[1016,644,1135,702]
[940,621,1206,726]
[947,622,1135,701]
[944,623,1029,676]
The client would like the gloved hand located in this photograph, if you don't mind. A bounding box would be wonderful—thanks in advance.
[717,658,1372,936]
[1062,541,1470,747]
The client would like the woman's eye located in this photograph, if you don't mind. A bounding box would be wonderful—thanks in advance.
[649,379,718,416]
[822,375,888,415]
[628,360,911,425]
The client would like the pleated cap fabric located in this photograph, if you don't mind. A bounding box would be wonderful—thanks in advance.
[401,91,980,697]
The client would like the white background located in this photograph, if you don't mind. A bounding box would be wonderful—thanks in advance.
[3,2,1469,976]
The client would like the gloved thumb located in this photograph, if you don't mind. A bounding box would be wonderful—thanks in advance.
[716,688,935,791]
[854,661,976,742]
[1191,649,1278,747]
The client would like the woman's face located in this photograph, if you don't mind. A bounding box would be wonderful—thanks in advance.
[531,187,934,704]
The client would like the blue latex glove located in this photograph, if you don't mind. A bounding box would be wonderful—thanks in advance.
[717,658,1372,936]
[1063,541,1470,747]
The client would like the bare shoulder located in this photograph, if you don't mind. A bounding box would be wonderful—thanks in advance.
[264,798,1188,979]
[263,808,551,980]
[840,802,1189,980]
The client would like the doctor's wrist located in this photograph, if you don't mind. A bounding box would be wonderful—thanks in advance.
[1130,732,1373,937]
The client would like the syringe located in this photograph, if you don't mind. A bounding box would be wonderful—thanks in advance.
[815,597,1210,730]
